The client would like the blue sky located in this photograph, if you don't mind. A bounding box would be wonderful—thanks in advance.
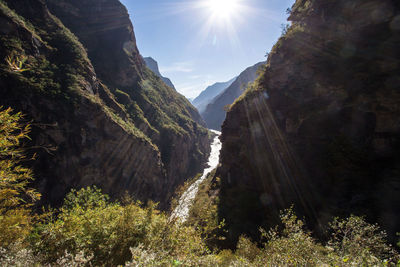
[121,0,295,98]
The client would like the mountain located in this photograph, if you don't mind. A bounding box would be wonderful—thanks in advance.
[202,62,265,130]
[216,0,400,245]
[192,77,236,114]
[143,57,176,90]
[0,0,210,207]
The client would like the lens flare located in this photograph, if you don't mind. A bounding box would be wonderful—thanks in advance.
[206,0,239,19]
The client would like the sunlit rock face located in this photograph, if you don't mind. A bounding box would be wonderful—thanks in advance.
[0,0,210,207]
[217,0,400,246]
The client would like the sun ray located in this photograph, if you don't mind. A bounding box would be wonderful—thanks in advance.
[142,0,275,57]
[205,0,239,19]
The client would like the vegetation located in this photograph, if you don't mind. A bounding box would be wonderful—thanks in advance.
[1,0,399,266]
[136,68,207,138]
[0,107,40,248]
[0,111,397,265]
[0,1,39,40]
[0,110,397,266]
[185,170,224,250]
[1,0,211,211]
[0,0,89,105]
[1,185,399,266]
[5,52,28,73]
[31,187,207,266]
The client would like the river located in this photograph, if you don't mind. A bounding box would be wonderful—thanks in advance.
[172,130,222,221]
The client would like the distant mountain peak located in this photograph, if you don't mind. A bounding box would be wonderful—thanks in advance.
[192,77,237,114]
[143,57,176,90]
[202,61,266,130]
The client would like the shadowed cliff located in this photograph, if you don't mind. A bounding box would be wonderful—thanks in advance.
[217,0,400,245]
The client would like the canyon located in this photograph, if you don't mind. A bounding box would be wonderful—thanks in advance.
[0,0,399,260]
[0,0,210,207]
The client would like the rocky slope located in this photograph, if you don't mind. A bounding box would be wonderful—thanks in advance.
[202,62,265,130]
[217,0,400,245]
[192,77,236,114]
[143,57,176,90]
[0,0,210,207]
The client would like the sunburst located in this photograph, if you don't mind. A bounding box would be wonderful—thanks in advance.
[205,0,240,20]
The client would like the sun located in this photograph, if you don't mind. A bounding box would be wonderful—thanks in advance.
[194,0,248,47]
[206,0,239,19]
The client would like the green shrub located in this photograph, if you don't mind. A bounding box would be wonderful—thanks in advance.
[0,107,40,248]
[32,187,208,266]
[186,170,223,248]
[327,215,399,266]
[114,89,131,105]
[32,187,151,265]
[2,182,398,266]
[256,207,328,266]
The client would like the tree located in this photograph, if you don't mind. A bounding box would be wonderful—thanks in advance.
[0,107,40,247]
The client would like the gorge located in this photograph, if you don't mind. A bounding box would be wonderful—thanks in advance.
[0,0,210,208]
[173,130,222,221]
[0,0,399,265]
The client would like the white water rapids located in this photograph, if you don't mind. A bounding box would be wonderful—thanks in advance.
[172,130,222,221]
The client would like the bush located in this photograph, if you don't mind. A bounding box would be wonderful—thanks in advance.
[0,107,40,248]
[186,170,223,248]
[238,208,399,266]
[2,181,398,266]
[33,187,149,265]
[32,187,208,266]
[235,236,261,262]
[256,207,327,266]
[328,215,399,265]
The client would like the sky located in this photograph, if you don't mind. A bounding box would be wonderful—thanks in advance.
[120,0,295,99]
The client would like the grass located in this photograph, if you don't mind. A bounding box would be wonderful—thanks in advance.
[0,1,43,43]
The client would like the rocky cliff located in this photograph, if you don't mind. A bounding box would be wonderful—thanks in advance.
[0,0,210,207]
[143,57,176,90]
[217,0,400,245]
[202,62,265,130]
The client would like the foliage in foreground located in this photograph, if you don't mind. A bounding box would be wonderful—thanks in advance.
[0,107,399,266]
[0,107,40,248]
[1,189,399,266]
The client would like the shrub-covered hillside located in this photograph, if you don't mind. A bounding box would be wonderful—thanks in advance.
[0,0,210,207]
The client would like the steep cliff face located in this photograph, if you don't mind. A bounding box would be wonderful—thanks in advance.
[0,0,210,206]
[143,57,176,90]
[217,0,400,244]
[202,62,265,130]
